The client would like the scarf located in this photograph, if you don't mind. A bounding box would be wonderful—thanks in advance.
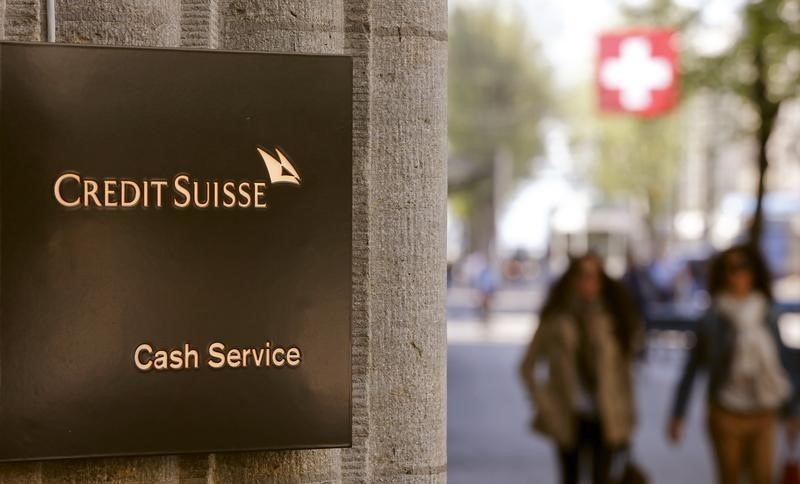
[717,292,791,411]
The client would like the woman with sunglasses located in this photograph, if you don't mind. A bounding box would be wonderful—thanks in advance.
[668,244,800,484]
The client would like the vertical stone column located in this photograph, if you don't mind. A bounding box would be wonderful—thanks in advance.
[181,0,220,48]
[0,0,5,39]
[55,0,180,46]
[366,2,448,482]
[343,0,371,481]
[0,0,448,481]
[221,0,343,53]
[3,0,40,41]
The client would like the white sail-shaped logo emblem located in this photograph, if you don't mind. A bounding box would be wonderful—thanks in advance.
[257,147,301,186]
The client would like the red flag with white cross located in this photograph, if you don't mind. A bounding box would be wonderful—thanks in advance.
[597,29,679,116]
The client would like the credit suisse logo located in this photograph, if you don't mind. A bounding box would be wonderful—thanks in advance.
[52,146,301,210]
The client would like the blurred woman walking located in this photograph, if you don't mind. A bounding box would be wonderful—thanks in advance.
[668,244,800,484]
[520,253,642,484]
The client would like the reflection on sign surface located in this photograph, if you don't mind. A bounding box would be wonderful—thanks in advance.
[0,42,353,461]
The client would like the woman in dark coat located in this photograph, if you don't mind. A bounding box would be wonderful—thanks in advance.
[668,244,800,484]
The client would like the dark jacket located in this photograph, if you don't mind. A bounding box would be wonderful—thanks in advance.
[671,302,799,419]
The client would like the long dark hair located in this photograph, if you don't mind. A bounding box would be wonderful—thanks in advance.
[708,244,773,301]
[539,253,640,355]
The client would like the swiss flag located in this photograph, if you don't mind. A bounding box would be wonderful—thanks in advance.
[597,29,679,116]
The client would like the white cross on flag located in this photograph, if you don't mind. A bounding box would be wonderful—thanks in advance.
[597,29,679,116]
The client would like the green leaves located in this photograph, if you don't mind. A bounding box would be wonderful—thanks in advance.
[448,5,553,191]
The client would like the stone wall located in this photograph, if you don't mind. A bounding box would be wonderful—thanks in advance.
[0,0,446,482]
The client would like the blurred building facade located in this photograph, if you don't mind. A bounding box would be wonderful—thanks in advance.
[678,92,800,279]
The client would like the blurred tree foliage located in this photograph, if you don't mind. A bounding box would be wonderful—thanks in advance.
[592,114,681,225]
[624,0,800,244]
[564,79,682,233]
[448,4,552,253]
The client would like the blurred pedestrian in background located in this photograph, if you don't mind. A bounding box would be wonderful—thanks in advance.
[520,253,644,484]
[461,251,499,326]
[475,264,499,327]
[668,244,800,484]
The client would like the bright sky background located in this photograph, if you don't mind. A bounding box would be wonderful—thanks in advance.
[515,0,621,86]
[450,0,620,86]
[449,0,746,88]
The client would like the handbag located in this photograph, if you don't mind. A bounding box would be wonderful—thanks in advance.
[616,462,648,484]
[609,448,649,484]
[783,442,800,484]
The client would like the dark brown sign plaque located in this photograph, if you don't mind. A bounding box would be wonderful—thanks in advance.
[0,42,352,461]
